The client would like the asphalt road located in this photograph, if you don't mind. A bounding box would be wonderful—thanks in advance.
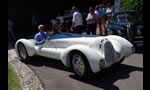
[26,48,143,90]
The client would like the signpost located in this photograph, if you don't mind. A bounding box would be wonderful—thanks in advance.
[115,0,120,12]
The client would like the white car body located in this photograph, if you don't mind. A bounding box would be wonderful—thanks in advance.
[15,33,134,77]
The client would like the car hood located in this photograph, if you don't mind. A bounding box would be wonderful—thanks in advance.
[46,33,106,48]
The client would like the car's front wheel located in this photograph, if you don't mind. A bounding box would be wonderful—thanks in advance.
[71,51,92,79]
[17,43,30,62]
[113,57,125,67]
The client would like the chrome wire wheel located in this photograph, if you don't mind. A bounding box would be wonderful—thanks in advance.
[18,43,27,60]
[72,54,85,77]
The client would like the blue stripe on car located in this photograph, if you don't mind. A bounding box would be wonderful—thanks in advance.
[48,33,98,40]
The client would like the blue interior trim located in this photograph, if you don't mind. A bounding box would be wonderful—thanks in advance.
[48,33,98,40]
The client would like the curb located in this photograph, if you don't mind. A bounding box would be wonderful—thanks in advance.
[8,49,44,90]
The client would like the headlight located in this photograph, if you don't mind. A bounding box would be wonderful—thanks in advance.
[117,30,122,35]
[137,29,142,35]
[107,30,113,35]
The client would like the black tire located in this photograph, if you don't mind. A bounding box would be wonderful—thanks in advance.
[114,57,125,66]
[71,51,92,79]
[17,43,30,62]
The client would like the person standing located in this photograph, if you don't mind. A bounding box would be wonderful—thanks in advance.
[99,4,106,34]
[106,3,113,25]
[70,6,83,34]
[95,5,103,35]
[86,7,97,35]
[32,9,40,34]
[8,18,17,46]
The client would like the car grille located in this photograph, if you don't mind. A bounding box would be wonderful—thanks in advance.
[127,26,134,41]
[104,41,120,63]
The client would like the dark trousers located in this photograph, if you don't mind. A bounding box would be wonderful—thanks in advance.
[72,25,83,34]
[87,23,96,35]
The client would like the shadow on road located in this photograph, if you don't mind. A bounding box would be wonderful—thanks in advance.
[69,64,143,90]
[27,56,143,90]
[27,56,74,72]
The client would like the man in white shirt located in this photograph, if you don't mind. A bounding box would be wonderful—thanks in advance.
[70,6,83,34]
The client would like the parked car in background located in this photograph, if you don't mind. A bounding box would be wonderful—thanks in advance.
[56,10,87,33]
[105,10,143,47]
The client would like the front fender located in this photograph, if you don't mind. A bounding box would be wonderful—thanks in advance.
[60,45,103,73]
[105,35,134,57]
[15,39,35,59]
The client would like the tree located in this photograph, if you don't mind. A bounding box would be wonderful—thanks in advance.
[120,0,143,12]
[120,0,143,20]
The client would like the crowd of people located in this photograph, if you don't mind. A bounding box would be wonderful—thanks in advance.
[71,3,113,35]
[8,3,113,46]
[34,3,113,45]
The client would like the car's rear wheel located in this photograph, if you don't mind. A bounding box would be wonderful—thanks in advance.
[18,43,30,62]
[71,51,92,79]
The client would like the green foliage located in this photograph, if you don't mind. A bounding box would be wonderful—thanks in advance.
[120,0,143,12]
[120,0,143,20]
[8,63,22,90]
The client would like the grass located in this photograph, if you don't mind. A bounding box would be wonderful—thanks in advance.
[8,63,22,90]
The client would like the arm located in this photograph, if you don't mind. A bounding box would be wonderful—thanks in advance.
[48,31,55,35]
[34,35,45,45]
[71,22,76,29]
[70,21,76,32]
[70,13,76,31]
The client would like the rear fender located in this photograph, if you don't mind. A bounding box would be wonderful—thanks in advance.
[15,39,35,58]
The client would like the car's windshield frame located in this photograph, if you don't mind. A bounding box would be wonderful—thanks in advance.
[112,11,141,23]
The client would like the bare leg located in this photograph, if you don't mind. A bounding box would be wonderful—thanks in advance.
[101,17,106,33]
[96,19,102,35]
[107,16,111,25]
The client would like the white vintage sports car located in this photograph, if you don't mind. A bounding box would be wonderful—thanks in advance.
[15,33,135,79]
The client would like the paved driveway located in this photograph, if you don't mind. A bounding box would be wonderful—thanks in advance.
[27,48,143,90]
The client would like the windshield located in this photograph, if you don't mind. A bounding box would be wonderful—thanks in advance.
[113,11,140,22]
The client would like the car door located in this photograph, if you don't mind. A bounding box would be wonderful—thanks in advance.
[35,36,60,59]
